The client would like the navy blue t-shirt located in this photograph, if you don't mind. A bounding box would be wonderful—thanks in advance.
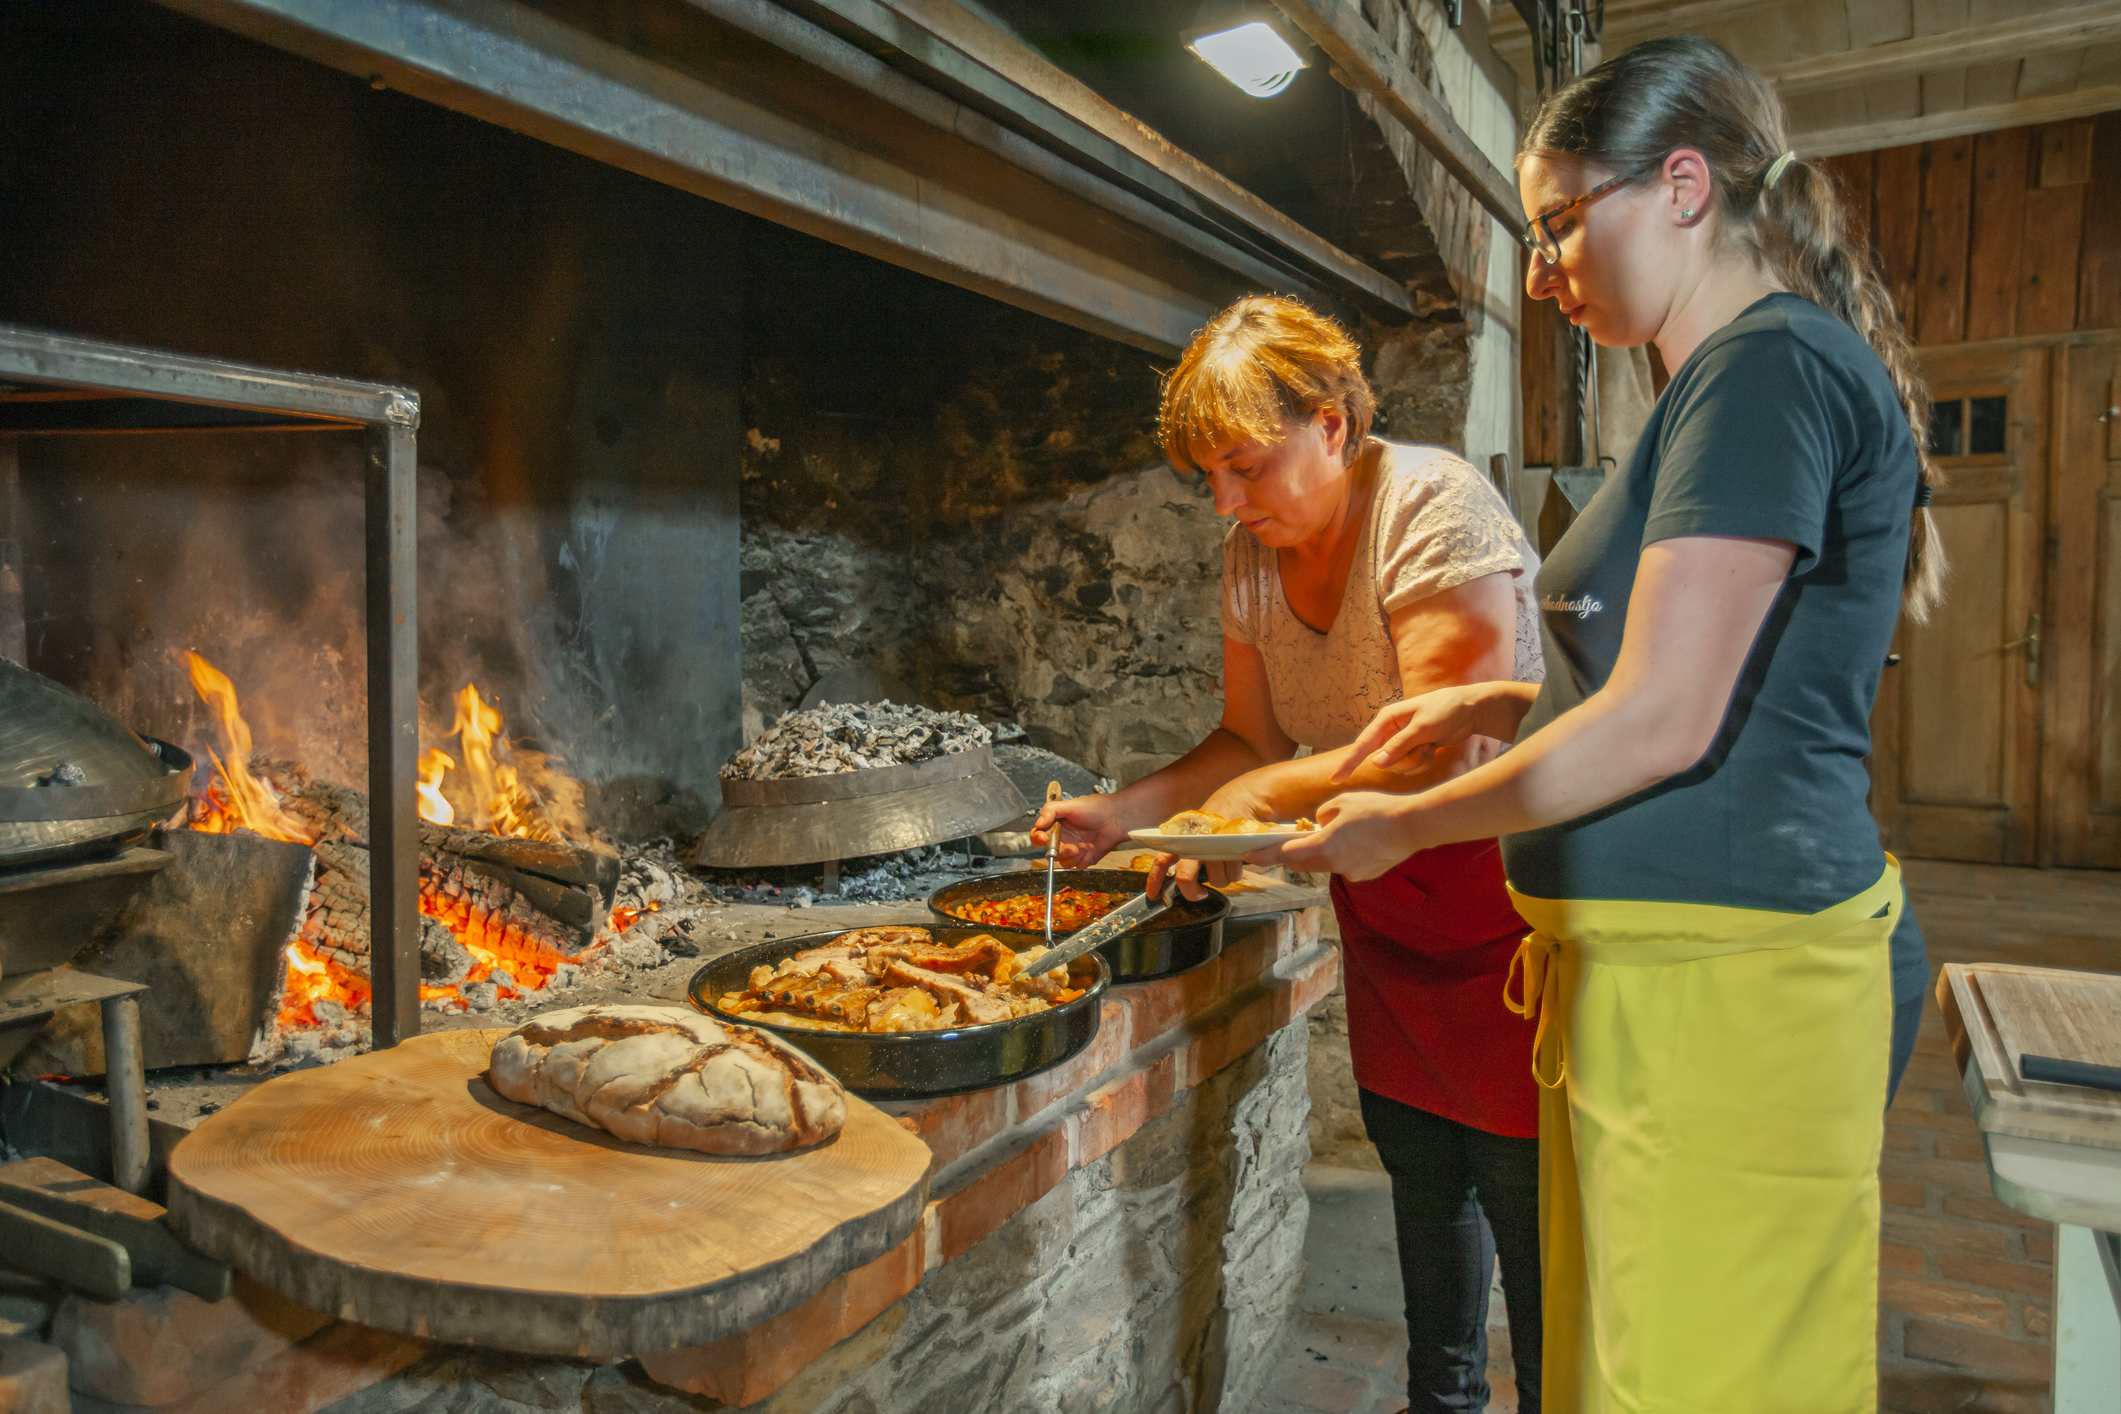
[1503,292,1923,993]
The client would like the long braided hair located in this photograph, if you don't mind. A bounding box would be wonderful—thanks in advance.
[1523,36,1945,619]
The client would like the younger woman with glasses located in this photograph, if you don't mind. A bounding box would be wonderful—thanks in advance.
[1264,36,1941,1413]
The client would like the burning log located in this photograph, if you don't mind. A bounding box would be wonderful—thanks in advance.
[181,654,634,1043]
[302,841,474,987]
[273,777,617,1008]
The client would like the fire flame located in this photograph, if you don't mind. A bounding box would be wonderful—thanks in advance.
[416,684,572,842]
[416,749,456,826]
[180,654,588,1038]
[183,652,317,845]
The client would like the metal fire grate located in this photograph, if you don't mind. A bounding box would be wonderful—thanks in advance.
[0,324,424,1049]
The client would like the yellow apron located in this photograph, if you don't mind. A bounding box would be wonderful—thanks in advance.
[1505,860,1899,1414]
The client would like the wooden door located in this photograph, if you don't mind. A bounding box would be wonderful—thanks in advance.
[2041,334,2121,866]
[1871,343,2050,863]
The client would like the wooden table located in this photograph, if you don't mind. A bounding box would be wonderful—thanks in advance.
[1938,964,2121,1412]
[165,1028,932,1358]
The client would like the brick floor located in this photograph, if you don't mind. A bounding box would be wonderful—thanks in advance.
[1875,860,2115,1414]
[1283,861,2103,1414]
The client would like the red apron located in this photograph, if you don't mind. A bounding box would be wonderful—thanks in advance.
[1330,837,1538,1138]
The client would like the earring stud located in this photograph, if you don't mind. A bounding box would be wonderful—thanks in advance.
[1681,208,1696,220]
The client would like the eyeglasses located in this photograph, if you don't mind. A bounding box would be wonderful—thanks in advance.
[1519,171,1635,263]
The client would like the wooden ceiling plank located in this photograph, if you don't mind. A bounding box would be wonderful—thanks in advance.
[1765,2,2121,96]
[1848,0,1917,48]
[1964,58,2023,109]
[1922,68,1970,115]
[1796,84,2121,156]
[2018,47,2088,100]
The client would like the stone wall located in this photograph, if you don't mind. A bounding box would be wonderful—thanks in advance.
[737,239,1475,788]
[737,246,1234,784]
[317,1023,1313,1414]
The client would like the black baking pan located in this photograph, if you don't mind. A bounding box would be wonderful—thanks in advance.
[686,925,1108,1099]
[925,868,1228,982]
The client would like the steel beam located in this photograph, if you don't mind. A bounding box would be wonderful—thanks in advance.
[807,0,1416,320]
[155,0,1323,355]
[365,423,420,1050]
[679,0,1381,319]
[0,323,424,1054]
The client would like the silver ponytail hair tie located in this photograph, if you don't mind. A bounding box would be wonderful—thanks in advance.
[1764,150,1799,189]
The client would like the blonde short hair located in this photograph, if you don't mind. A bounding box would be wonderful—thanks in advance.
[1159,296,1376,473]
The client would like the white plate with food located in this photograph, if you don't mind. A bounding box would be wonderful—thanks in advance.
[1127,809,1315,860]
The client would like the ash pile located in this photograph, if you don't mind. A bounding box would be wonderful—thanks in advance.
[722,701,991,779]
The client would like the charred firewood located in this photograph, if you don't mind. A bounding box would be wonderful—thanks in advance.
[304,841,474,986]
[421,849,594,965]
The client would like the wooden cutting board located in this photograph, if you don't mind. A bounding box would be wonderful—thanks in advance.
[165,1028,931,1357]
[1939,962,2121,1153]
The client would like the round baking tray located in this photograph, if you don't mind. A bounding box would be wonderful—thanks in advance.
[697,746,1029,869]
[687,925,1108,1099]
[926,868,1228,982]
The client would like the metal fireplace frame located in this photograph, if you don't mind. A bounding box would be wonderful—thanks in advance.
[0,323,422,1049]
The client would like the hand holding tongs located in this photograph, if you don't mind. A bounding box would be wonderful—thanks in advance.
[1042,780,1063,943]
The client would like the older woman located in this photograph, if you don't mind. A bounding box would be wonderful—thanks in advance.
[1033,296,1545,1414]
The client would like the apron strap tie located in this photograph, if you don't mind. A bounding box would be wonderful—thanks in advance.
[1504,933,1567,1089]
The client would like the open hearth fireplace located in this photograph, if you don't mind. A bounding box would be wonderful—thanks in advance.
[6,648,698,1078]
[181,653,642,1060]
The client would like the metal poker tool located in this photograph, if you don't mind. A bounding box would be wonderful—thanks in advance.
[1042,780,1063,942]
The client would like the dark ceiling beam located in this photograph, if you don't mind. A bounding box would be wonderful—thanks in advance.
[152,0,1379,355]
[1272,0,1525,230]
[815,0,1418,320]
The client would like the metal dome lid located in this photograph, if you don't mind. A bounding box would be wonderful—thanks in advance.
[0,658,193,865]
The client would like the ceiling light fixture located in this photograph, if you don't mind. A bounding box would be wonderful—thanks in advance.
[1184,4,1308,98]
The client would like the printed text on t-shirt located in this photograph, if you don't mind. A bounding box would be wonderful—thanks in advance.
[1541,593,1604,619]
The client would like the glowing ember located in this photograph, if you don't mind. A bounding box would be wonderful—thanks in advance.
[277,936,367,1028]
[610,901,661,933]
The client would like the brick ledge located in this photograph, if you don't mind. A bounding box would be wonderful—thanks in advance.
[639,923,1338,1408]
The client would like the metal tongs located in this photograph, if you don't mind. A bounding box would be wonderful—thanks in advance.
[1029,881,1179,979]
[1042,780,1063,942]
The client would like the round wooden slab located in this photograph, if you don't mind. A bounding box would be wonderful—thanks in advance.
[166,1028,931,1357]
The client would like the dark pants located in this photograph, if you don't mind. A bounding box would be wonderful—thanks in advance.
[1360,1089,1542,1414]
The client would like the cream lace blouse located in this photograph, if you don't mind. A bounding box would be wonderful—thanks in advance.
[1220,441,1544,751]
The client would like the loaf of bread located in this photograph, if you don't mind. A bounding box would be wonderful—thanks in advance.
[488,1005,846,1155]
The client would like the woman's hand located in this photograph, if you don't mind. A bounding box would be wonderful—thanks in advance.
[1329,682,1530,784]
[1145,851,1244,902]
[1249,791,1425,881]
[1030,794,1130,868]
